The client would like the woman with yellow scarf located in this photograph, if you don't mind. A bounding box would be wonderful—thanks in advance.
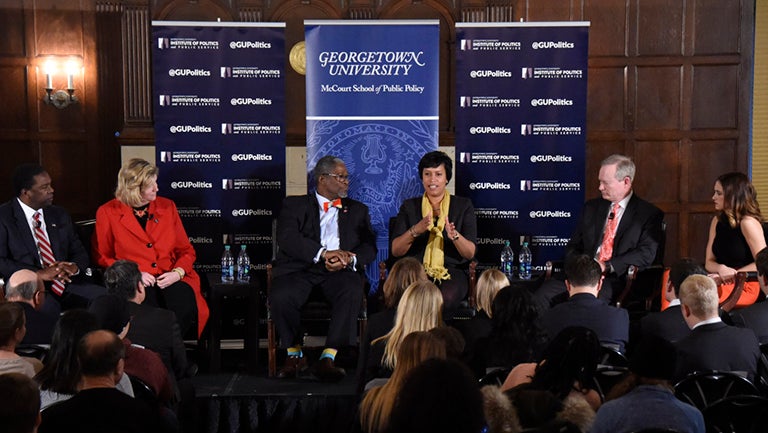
[391,151,477,315]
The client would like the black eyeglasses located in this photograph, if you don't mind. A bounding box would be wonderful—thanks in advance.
[323,173,350,182]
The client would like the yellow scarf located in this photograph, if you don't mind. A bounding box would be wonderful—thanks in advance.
[421,193,451,282]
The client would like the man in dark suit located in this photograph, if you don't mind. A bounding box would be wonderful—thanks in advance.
[675,274,760,381]
[640,258,706,343]
[536,154,664,308]
[729,247,768,343]
[0,164,104,314]
[4,269,57,345]
[540,254,630,352]
[270,155,377,381]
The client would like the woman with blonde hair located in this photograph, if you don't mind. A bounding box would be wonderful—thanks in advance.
[706,172,767,307]
[475,268,509,318]
[92,158,209,337]
[359,331,446,433]
[363,280,443,384]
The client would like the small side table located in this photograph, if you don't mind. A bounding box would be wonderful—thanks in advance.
[205,273,260,374]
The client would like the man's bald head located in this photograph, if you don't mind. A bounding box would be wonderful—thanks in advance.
[5,269,43,303]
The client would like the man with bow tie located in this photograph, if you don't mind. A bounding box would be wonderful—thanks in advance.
[270,155,377,381]
[0,163,105,315]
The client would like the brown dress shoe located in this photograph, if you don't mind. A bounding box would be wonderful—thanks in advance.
[310,357,346,382]
[276,356,307,379]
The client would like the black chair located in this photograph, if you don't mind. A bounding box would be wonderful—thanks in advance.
[599,344,628,367]
[674,371,760,411]
[73,218,104,284]
[720,271,758,313]
[593,365,630,402]
[702,395,768,433]
[15,343,49,361]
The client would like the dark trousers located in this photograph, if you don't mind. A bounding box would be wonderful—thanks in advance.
[439,267,469,318]
[42,281,107,316]
[144,281,198,339]
[270,268,364,349]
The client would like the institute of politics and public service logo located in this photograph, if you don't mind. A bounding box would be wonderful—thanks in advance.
[459,153,519,164]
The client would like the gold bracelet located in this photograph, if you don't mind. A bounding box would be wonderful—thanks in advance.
[452,234,460,241]
[409,227,419,238]
[172,267,185,279]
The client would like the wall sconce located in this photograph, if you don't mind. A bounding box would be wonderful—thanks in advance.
[41,56,81,109]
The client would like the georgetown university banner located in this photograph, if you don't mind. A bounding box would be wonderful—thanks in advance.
[455,22,589,268]
[152,22,286,277]
[304,20,440,292]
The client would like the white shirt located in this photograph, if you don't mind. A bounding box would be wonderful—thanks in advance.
[17,198,50,266]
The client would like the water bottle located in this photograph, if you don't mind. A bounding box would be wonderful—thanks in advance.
[519,241,532,280]
[500,240,514,278]
[221,245,234,283]
[237,244,251,283]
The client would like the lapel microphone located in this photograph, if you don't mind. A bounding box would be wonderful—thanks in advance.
[608,212,615,220]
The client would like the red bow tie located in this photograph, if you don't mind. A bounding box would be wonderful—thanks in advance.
[323,198,342,212]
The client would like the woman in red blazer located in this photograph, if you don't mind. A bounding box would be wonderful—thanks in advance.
[92,158,209,338]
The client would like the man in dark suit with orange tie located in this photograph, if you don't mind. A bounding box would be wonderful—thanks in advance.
[270,155,377,381]
[0,164,104,314]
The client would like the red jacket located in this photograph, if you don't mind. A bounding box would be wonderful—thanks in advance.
[92,197,209,337]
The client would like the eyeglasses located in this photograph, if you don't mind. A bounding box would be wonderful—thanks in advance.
[323,173,350,182]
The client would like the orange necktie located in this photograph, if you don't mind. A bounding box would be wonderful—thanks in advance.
[598,203,621,262]
[323,198,342,212]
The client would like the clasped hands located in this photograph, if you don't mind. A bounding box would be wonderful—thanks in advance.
[141,270,182,289]
[324,249,356,272]
[411,211,461,241]
[38,261,78,283]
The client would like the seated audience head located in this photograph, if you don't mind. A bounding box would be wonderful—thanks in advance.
[88,294,131,338]
[382,257,427,309]
[679,274,719,327]
[4,269,45,309]
[375,280,443,370]
[77,329,125,382]
[385,358,484,433]
[599,154,634,203]
[35,309,99,394]
[0,373,41,433]
[715,171,762,227]
[115,158,159,207]
[667,258,707,301]
[418,150,453,183]
[531,326,601,400]
[103,260,144,303]
[489,284,546,363]
[756,247,768,294]
[13,163,52,210]
[0,302,26,350]
[428,326,465,360]
[564,254,603,296]
[475,268,508,316]
[629,334,677,385]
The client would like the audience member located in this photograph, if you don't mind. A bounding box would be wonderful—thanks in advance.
[0,302,40,377]
[4,269,57,345]
[675,274,760,381]
[453,268,507,369]
[384,358,484,433]
[364,280,443,385]
[502,326,602,412]
[390,151,477,315]
[640,258,707,343]
[39,330,164,433]
[35,309,134,410]
[0,163,105,314]
[269,155,377,381]
[357,256,426,393]
[591,335,704,433]
[729,247,768,343]
[0,372,41,433]
[706,172,766,307]
[428,326,465,361]
[88,294,174,405]
[359,331,446,433]
[540,254,629,352]
[103,259,191,379]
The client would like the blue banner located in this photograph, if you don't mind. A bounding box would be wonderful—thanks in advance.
[152,22,286,277]
[305,20,440,292]
[455,22,590,269]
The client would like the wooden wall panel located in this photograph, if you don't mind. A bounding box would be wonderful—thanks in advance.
[0,3,26,55]
[636,0,684,56]
[688,139,739,201]
[634,140,679,203]
[587,67,625,131]
[693,0,741,55]
[584,0,628,56]
[635,66,681,130]
[691,65,739,129]
[0,66,30,131]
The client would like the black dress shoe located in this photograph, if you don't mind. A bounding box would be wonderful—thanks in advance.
[311,358,346,382]
[276,356,307,379]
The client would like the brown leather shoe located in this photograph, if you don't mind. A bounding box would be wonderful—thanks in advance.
[310,357,346,382]
[276,356,307,379]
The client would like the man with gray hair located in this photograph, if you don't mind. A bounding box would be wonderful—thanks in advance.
[675,274,760,381]
[4,269,57,344]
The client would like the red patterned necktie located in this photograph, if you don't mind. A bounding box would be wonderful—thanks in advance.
[598,203,621,262]
[33,212,65,295]
[323,198,342,212]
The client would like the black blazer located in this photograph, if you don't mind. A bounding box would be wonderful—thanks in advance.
[640,304,691,344]
[566,194,663,277]
[126,301,189,380]
[540,292,630,352]
[391,195,477,269]
[729,302,768,344]
[675,321,760,381]
[0,199,90,279]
